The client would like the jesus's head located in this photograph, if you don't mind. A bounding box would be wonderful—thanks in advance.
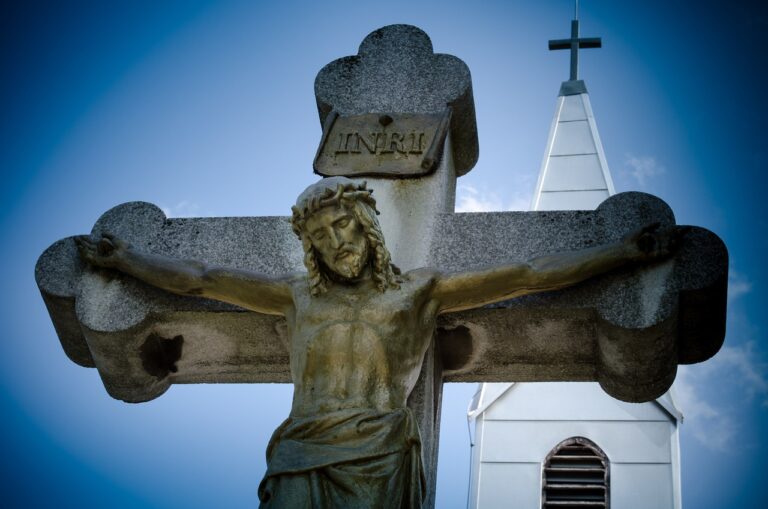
[291,177,400,296]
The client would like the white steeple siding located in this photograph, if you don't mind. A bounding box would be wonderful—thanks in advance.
[532,90,615,211]
[467,49,682,509]
[467,383,682,509]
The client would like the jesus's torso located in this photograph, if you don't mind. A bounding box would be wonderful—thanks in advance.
[285,270,438,418]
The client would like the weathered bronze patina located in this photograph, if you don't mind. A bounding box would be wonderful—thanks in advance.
[75,177,675,509]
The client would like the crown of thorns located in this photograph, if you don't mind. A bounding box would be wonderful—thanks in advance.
[290,180,379,238]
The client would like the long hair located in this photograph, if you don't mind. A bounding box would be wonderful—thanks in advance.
[291,178,401,296]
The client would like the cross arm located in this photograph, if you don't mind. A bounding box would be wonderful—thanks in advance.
[75,234,293,316]
[548,37,602,50]
[35,193,726,405]
[36,201,303,402]
[433,225,669,313]
[429,192,727,402]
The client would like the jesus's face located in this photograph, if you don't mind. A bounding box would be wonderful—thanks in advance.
[304,204,370,280]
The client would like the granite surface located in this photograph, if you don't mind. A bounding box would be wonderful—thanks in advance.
[36,191,727,509]
[37,192,727,405]
[315,25,478,176]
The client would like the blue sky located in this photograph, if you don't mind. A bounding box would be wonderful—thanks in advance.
[2,0,766,507]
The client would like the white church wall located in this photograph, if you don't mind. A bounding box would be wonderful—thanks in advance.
[468,383,679,508]
[467,414,485,508]
[475,462,540,509]
[536,189,610,210]
[549,120,596,155]
[612,463,675,508]
[471,460,677,509]
[557,93,589,121]
[531,90,615,212]
[539,154,607,191]
[483,382,671,421]
[480,421,674,463]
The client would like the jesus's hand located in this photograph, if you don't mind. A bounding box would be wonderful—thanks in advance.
[623,223,678,262]
[75,233,128,269]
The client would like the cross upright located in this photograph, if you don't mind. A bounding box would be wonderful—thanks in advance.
[548,15,602,82]
[36,25,727,509]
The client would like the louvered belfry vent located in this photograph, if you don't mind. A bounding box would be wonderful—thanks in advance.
[542,437,609,508]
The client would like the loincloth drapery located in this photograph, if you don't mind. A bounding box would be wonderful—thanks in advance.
[258,407,425,509]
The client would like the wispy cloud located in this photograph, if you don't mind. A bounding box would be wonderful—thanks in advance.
[675,366,737,450]
[728,268,753,302]
[699,342,768,403]
[677,339,768,451]
[455,184,530,213]
[623,154,666,187]
[507,193,530,212]
[456,185,503,212]
[161,200,202,218]
[673,265,768,450]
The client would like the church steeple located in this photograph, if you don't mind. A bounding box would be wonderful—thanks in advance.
[531,10,614,211]
[468,10,684,509]
[547,1,602,94]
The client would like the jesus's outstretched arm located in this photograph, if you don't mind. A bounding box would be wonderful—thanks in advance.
[76,233,293,316]
[432,224,676,314]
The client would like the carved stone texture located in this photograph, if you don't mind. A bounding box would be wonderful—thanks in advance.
[432,192,727,402]
[35,202,302,400]
[315,24,478,176]
[314,112,450,178]
[36,192,726,406]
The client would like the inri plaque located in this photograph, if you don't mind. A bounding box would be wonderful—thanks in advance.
[313,110,451,178]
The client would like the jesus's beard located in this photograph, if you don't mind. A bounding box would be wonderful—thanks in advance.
[325,243,368,281]
[334,254,362,279]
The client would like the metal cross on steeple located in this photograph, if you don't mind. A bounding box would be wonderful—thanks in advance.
[548,4,602,81]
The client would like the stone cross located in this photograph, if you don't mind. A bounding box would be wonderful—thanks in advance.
[314,24,477,271]
[35,25,727,508]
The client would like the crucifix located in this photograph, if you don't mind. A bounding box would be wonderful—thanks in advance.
[36,25,727,509]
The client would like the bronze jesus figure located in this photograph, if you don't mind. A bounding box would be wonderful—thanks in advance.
[76,177,673,508]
